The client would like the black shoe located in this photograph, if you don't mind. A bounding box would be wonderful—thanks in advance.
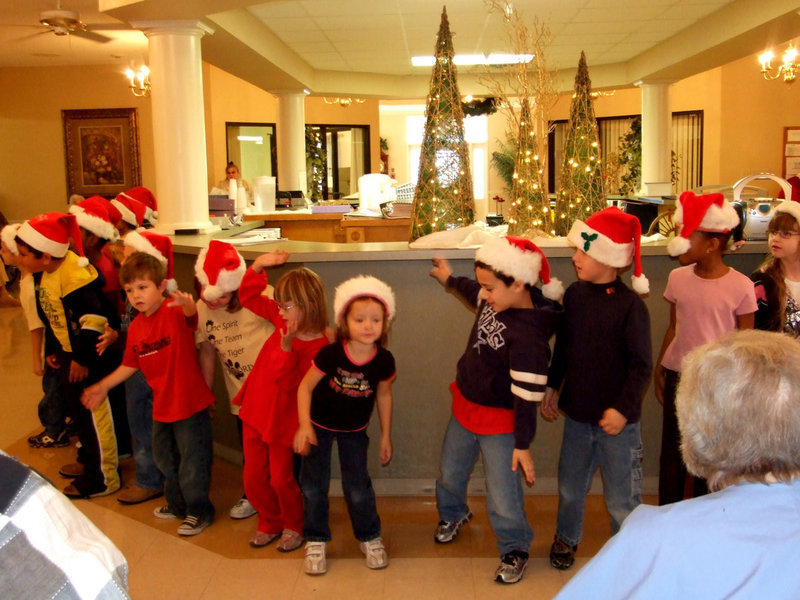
[549,537,577,570]
[494,550,529,584]
[28,429,70,448]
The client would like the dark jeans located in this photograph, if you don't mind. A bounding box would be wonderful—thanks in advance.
[300,425,381,542]
[152,408,214,522]
[39,363,69,437]
[658,368,707,505]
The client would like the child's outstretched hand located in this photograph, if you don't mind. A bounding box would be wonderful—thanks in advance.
[599,408,627,436]
[168,290,197,317]
[540,387,559,421]
[252,249,289,273]
[293,424,317,456]
[81,382,107,411]
[429,256,452,286]
[511,448,536,485]
[96,323,119,356]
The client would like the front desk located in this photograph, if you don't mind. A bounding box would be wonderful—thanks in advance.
[243,211,411,243]
[172,231,769,495]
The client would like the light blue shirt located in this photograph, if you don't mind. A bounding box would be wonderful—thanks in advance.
[556,479,800,599]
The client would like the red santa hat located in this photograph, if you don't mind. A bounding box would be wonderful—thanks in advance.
[16,213,89,266]
[475,235,563,301]
[124,230,177,291]
[69,196,119,241]
[194,240,246,301]
[567,206,649,294]
[111,194,149,228]
[119,186,158,221]
[334,275,396,323]
[774,199,800,224]
[668,191,740,257]
[103,197,123,227]
[1,223,20,255]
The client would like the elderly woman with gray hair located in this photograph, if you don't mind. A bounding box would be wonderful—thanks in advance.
[555,329,800,599]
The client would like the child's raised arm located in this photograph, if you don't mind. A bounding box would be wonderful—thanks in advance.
[293,366,325,456]
[429,256,452,287]
[251,249,289,273]
[168,290,197,318]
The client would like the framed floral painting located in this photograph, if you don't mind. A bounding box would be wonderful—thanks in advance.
[62,108,141,198]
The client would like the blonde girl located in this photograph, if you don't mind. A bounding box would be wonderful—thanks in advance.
[233,250,331,552]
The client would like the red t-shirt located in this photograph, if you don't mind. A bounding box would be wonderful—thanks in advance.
[123,300,215,422]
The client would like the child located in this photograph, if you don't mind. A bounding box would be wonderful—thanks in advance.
[233,250,331,552]
[82,245,216,536]
[751,201,800,335]
[294,275,397,576]
[541,207,653,570]
[194,240,275,519]
[15,213,120,497]
[654,191,757,505]
[429,236,563,585]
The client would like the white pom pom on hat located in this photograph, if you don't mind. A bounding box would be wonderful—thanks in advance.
[1,223,20,255]
[567,206,650,295]
[194,240,246,302]
[667,190,740,257]
[474,235,564,301]
[333,275,396,323]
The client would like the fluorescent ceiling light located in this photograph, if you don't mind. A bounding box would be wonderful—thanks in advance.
[237,136,264,144]
[411,53,534,67]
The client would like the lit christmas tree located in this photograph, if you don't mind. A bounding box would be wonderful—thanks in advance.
[410,6,474,240]
[507,98,550,235]
[554,51,605,236]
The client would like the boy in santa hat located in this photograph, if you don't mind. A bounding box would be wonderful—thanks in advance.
[541,206,653,571]
[15,213,120,498]
[428,236,563,585]
[83,240,216,535]
[655,191,756,505]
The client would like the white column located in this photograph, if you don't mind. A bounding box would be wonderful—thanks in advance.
[134,20,217,234]
[635,81,674,197]
[276,92,307,194]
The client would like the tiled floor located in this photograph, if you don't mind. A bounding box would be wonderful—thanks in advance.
[0,303,644,599]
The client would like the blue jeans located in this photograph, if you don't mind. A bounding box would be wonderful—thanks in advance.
[39,363,69,436]
[125,371,164,490]
[300,425,381,542]
[152,408,214,522]
[555,416,643,547]
[436,416,533,556]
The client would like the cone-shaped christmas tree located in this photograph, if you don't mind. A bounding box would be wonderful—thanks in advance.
[508,98,550,235]
[410,6,474,240]
[553,51,605,236]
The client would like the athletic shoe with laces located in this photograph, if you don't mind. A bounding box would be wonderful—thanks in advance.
[360,537,389,569]
[153,505,181,520]
[177,515,210,536]
[304,541,327,575]
[494,550,529,584]
[28,429,70,448]
[229,497,257,519]
[434,509,473,543]
[549,537,577,570]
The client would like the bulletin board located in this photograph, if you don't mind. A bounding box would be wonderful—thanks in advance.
[784,126,800,179]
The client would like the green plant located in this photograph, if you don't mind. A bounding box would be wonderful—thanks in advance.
[490,136,518,193]
[305,127,326,201]
[380,137,389,152]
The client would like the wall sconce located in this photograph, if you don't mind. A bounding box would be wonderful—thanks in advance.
[758,44,798,84]
[322,97,365,107]
[125,65,151,97]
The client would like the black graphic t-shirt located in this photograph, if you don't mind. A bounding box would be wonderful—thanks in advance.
[310,342,396,432]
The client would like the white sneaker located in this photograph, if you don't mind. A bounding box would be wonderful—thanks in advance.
[304,541,327,575]
[360,537,389,569]
[229,497,257,520]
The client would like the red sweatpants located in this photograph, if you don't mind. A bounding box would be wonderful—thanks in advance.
[242,421,303,535]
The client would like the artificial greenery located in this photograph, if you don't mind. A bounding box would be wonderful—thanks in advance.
[305,127,326,201]
[490,136,518,193]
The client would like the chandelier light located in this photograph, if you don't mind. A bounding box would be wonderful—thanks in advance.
[322,97,365,107]
[758,44,798,84]
[125,65,151,97]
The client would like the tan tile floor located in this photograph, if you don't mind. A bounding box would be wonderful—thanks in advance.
[0,303,648,599]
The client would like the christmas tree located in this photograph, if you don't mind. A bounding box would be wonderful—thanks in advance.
[554,51,605,236]
[507,98,550,235]
[410,6,474,240]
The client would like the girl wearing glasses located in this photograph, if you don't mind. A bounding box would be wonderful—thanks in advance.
[751,202,800,335]
[233,249,333,553]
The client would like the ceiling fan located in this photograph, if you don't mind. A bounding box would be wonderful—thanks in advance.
[36,1,121,44]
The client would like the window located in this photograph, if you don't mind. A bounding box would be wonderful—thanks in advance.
[225,122,277,186]
[305,125,370,200]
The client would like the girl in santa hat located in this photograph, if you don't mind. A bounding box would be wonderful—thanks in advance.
[750,201,800,336]
[193,240,275,520]
[655,191,757,506]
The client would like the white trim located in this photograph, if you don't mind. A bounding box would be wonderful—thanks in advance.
[509,370,547,385]
[69,206,117,241]
[475,236,542,286]
[17,221,68,257]
[567,220,633,268]
[123,231,166,265]
[510,384,544,401]
[111,200,137,227]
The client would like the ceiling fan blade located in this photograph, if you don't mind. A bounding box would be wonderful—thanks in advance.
[71,29,112,44]
[12,29,51,43]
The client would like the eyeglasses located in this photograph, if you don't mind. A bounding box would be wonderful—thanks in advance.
[277,302,296,311]
[767,230,800,239]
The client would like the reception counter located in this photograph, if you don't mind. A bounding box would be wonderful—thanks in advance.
[171,229,769,495]
[242,211,411,243]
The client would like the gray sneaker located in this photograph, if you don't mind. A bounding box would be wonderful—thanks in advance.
[434,510,472,543]
[494,550,529,584]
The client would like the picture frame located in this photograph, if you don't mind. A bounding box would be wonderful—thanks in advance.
[62,108,141,199]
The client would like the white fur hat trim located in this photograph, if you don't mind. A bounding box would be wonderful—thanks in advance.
[1,224,20,255]
[334,275,396,323]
